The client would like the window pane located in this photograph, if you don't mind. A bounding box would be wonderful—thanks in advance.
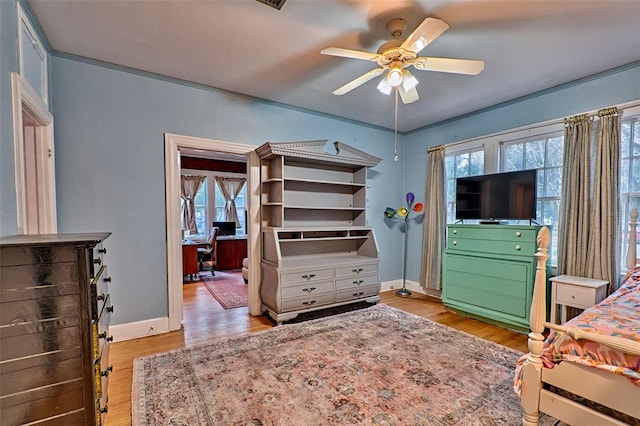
[469,151,484,175]
[545,167,562,197]
[456,153,470,176]
[447,179,456,200]
[504,144,523,171]
[536,170,545,198]
[525,140,545,169]
[633,121,640,155]
[632,158,640,192]
[546,137,564,167]
[621,122,631,158]
[445,156,454,177]
[621,160,630,193]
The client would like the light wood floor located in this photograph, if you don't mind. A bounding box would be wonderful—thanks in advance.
[105,278,529,426]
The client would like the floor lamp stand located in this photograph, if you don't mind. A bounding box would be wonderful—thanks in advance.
[396,217,411,297]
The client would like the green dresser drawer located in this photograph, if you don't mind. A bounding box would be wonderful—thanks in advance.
[447,237,537,257]
[443,254,530,318]
[448,225,538,242]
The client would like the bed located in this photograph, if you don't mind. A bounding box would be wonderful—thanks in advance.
[516,207,640,426]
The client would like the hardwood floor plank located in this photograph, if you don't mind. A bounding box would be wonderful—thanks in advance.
[104,281,528,425]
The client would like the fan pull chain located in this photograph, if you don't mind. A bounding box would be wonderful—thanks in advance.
[394,88,399,162]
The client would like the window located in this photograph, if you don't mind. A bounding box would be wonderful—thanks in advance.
[501,133,563,263]
[620,115,640,266]
[214,181,247,234]
[445,148,484,223]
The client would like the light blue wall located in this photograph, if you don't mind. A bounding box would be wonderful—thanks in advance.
[50,56,403,325]
[401,62,640,285]
[0,1,19,236]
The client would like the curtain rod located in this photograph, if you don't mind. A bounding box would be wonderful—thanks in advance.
[444,99,640,150]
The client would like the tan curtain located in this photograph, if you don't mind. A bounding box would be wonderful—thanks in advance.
[215,177,246,226]
[181,175,205,233]
[586,107,621,291]
[420,146,446,292]
[557,114,592,276]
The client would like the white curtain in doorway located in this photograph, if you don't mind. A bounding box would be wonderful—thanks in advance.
[215,177,246,226]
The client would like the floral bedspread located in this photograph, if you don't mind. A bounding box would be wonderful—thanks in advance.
[514,267,640,394]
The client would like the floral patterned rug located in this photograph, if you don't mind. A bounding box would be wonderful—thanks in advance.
[132,304,556,425]
[200,270,248,309]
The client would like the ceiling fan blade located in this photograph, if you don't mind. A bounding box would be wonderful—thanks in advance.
[400,18,449,54]
[398,84,419,104]
[321,47,379,61]
[413,57,485,75]
[333,68,385,95]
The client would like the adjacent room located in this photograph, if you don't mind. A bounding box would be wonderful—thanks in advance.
[1,1,639,425]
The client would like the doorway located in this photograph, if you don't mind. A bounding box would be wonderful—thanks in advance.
[11,72,56,234]
[164,133,261,331]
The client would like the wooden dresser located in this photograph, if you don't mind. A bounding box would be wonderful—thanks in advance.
[0,233,113,425]
[442,224,549,333]
[256,140,381,324]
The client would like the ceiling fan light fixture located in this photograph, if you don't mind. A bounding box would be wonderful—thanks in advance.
[387,64,404,87]
[377,77,392,95]
[402,71,419,92]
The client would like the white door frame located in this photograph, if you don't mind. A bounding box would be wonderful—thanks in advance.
[11,72,57,234]
[164,133,262,331]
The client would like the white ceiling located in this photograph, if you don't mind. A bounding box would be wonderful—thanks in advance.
[28,0,640,132]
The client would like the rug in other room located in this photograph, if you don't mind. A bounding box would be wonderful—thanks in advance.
[132,304,557,425]
[200,270,248,309]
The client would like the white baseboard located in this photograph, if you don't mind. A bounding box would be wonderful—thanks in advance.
[109,317,170,342]
[380,279,426,295]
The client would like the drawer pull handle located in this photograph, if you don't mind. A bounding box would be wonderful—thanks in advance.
[101,365,113,377]
[302,300,316,306]
[100,406,108,414]
[93,258,102,265]
[515,245,521,251]
[302,287,316,293]
[571,294,576,299]
[301,274,316,280]
[353,292,364,297]
[107,306,114,313]
[98,248,107,254]
[452,240,457,245]
[103,276,112,283]
[98,293,106,301]
[352,268,364,273]
[9,317,27,325]
[515,231,522,237]
[353,280,364,285]
[453,229,457,234]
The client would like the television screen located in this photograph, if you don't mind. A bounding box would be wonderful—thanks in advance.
[212,221,236,236]
[455,170,537,221]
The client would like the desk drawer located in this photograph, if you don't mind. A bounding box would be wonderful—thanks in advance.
[281,268,333,285]
[336,273,379,290]
[336,263,378,278]
[281,280,333,299]
[555,284,596,308]
[336,284,379,302]
[281,292,334,312]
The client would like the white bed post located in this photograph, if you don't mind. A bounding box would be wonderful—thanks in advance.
[521,226,551,426]
[626,207,638,273]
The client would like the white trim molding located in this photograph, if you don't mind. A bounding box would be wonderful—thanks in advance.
[164,133,262,332]
[11,72,57,234]
[109,317,169,342]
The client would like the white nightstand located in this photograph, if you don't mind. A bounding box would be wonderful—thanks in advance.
[549,275,608,324]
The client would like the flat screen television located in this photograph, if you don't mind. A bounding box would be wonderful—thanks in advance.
[455,170,537,221]
[212,221,236,236]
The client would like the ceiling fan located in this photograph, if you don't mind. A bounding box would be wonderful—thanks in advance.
[321,17,484,104]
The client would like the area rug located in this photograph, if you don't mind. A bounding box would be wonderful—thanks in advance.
[200,270,247,309]
[132,304,557,425]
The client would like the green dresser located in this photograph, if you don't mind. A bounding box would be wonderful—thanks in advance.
[442,224,549,333]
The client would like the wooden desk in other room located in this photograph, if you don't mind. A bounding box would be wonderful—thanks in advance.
[182,241,199,280]
[217,234,247,270]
